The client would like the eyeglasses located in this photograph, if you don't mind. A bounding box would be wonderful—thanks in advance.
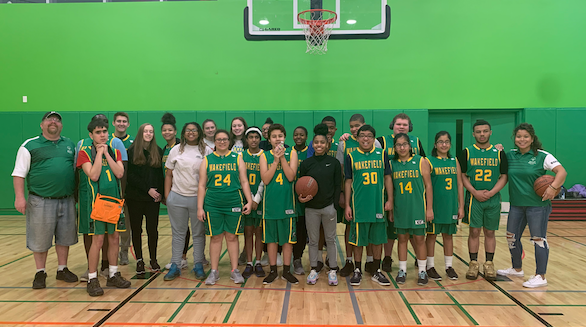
[395,142,410,148]
[44,117,61,123]
[185,129,198,133]
[358,134,374,139]
[436,141,451,145]
[215,138,229,143]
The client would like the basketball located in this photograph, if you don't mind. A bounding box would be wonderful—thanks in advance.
[534,175,558,197]
[296,176,318,197]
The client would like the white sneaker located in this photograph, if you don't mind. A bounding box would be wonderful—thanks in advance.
[260,253,269,267]
[165,262,172,270]
[497,267,524,277]
[276,253,283,267]
[523,275,547,288]
[80,269,89,282]
[180,259,188,270]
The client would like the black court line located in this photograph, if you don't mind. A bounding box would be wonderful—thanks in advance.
[336,237,363,324]
[436,240,553,327]
[93,271,160,327]
[279,282,292,323]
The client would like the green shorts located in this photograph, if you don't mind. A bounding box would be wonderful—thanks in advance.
[205,211,243,236]
[337,207,350,225]
[262,218,297,246]
[463,193,501,230]
[80,214,126,235]
[396,227,426,236]
[386,220,397,240]
[426,223,457,235]
[349,221,388,247]
[244,214,262,228]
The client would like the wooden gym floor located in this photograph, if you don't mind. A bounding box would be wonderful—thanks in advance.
[0,213,584,327]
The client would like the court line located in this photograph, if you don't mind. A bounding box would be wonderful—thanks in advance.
[0,323,547,327]
[547,232,586,247]
[435,240,553,327]
[387,253,420,325]
[279,281,292,323]
[0,253,33,268]
[167,289,196,322]
[335,236,363,325]
[223,276,249,323]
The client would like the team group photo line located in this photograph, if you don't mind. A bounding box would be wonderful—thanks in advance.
[12,110,566,296]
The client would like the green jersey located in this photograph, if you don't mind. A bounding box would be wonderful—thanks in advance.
[328,140,339,158]
[391,155,428,229]
[112,133,134,150]
[345,147,391,223]
[295,146,309,216]
[243,149,264,218]
[204,151,243,210]
[162,138,179,177]
[344,135,361,156]
[381,134,422,157]
[507,149,560,207]
[263,149,297,220]
[428,156,459,224]
[459,145,505,191]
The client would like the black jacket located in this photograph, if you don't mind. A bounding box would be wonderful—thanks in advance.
[125,146,164,202]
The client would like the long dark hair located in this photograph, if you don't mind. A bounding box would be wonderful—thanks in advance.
[513,123,542,154]
[393,133,413,160]
[229,117,249,150]
[179,122,206,155]
[431,131,452,158]
[131,123,162,167]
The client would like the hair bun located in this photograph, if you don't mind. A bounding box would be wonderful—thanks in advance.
[161,112,176,125]
[313,123,328,136]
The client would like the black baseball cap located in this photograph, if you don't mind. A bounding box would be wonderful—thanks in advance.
[42,111,62,121]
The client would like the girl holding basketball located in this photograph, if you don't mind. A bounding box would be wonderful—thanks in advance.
[299,124,342,286]
[497,123,566,288]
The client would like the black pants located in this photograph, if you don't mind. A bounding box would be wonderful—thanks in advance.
[127,200,161,261]
[293,215,307,260]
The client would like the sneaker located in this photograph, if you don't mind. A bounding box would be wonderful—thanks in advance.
[180,259,188,270]
[350,269,362,286]
[164,263,181,281]
[202,257,209,266]
[293,258,305,275]
[193,262,206,280]
[87,278,104,297]
[426,267,442,281]
[396,270,407,284]
[260,253,269,267]
[315,261,324,273]
[523,275,548,288]
[365,261,375,275]
[483,261,496,281]
[136,260,145,275]
[242,264,254,279]
[276,253,283,267]
[417,271,429,286]
[32,271,47,289]
[238,250,247,266]
[306,269,319,285]
[466,260,479,280]
[119,251,129,266]
[205,269,220,285]
[328,270,338,286]
[100,268,109,278]
[56,268,78,283]
[371,269,391,286]
[255,263,266,277]
[446,267,459,280]
[150,260,161,272]
[165,262,172,270]
[263,269,278,285]
[340,260,354,277]
[382,257,393,272]
[80,269,89,282]
[497,267,524,277]
[282,270,299,284]
[231,269,245,284]
[107,272,131,288]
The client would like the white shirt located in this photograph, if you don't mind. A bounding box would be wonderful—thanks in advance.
[204,138,215,150]
[231,139,244,154]
[165,144,212,197]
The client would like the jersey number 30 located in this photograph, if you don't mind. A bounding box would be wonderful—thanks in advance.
[362,172,378,185]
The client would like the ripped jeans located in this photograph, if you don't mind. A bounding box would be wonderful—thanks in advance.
[506,205,552,275]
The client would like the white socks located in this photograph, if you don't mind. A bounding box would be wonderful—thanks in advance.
[88,272,98,281]
[417,260,426,273]
[109,265,118,278]
[58,265,66,271]
[445,255,453,268]
[426,257,434,269]
[399,261,407,272]
[36,268,45,273]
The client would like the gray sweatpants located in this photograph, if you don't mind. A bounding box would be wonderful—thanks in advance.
[166,191,205,265]
[305,204,338,269]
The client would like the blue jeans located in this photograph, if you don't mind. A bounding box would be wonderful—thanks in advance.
[506,205,551,275]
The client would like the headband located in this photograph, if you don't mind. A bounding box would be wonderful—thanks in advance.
[245,127,263,136]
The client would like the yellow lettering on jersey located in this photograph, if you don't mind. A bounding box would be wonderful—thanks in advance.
[245,162,260,172]
[353,159,383,171]
[393,169,420,179]
[209,163,238,172]
[345,147,358,155]
[469,158,498,167]
[434,166,457,175]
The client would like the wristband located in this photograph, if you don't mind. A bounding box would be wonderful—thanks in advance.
[549,184,559,191]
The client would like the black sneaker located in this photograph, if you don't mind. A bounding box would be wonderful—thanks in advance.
[350,269,362,286]
[446,267,459,280]
[136,260,145,275]
[281,270,299,285]
[255,263,266,277]
[150,260,161,271]
[315,261,324,273]
[340,260,354,277]
[87,278,104,297]
[242,264,254,279]
[263,269,278,285]
[417,271,429,286]
[426,267,442,281]
[414,258,418,268]
[56,268,78,283]
[396,270,407,284]
[371,269,391,286]
[107,272,131,288]
[365,261,375,275]
[32,271,47,289]
[382,257,393,272]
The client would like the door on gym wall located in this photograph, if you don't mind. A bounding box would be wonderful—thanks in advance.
[428,110,520,202]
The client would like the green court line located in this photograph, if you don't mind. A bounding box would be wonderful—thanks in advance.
[0,253,33,268]
[166,290,196,322]
[0,210,20,215]
[445,291,479,325]
[385,260,420,325]
[222,277,248,323]
[548,232,586,247]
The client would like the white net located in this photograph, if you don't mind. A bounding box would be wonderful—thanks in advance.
[298,10,337,55]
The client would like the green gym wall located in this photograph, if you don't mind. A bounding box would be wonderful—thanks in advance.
[1,0,585,210]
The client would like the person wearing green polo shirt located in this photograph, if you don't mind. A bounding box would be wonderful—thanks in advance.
[497,123,566,288]
[12,111,79,289]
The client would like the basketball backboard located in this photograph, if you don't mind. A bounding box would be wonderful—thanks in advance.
[244,0,390,41]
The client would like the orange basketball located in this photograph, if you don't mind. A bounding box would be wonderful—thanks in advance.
[295,176,318,197]
[533,175,558,197]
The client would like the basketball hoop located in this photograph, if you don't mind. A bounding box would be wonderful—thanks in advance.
[297,9,337,55]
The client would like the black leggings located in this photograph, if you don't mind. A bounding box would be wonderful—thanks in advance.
[293,215,308,260]
[127,200,161,261]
